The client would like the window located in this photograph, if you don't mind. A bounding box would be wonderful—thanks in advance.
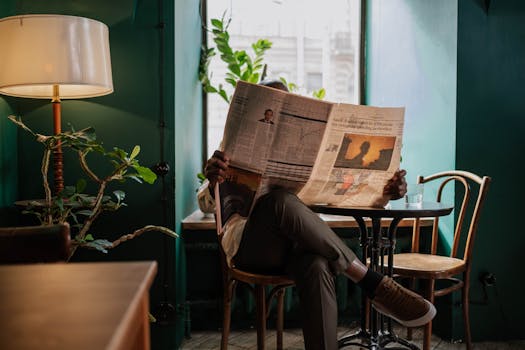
[204,0,362,156]
[306,72,323,92]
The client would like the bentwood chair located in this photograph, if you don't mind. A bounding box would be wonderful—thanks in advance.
[0,223,71,263]
[391,170,491,350]
[214,193,295,350]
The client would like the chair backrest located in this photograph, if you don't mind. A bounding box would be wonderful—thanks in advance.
[0,223,71,264]
[412,170,491,265]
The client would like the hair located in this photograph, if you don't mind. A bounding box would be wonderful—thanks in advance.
[264,109,273,115]
[259,79,289,92]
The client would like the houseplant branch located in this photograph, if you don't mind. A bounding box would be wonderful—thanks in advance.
[9,115,178,260]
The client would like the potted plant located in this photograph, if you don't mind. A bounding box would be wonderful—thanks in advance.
[9,115,177,260]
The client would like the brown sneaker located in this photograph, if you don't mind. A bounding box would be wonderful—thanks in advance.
[371,276,436,327]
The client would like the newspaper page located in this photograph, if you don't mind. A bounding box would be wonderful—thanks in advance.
[217,81,404,227]
[297,104,405,208]
[218,81,333,224]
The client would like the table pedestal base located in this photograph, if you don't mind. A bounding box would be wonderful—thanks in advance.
[310,203,453,350]
[339,329,419,350]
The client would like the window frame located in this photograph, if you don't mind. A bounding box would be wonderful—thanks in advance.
[200,0,367,163]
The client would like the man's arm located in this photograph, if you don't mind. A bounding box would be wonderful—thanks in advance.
[204,150,230,189]
[383,169,407,200]
[197,150,231,214]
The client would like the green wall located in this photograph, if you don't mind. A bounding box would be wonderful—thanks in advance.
[0,0,16,217]
[0,1,203,348]
[368,0,524,342]
[173,0,204,346]
[457,0,524,341]
[0,101,16,219]
[366,0,457,240]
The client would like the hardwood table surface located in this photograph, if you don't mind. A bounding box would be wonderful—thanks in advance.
[0,261,157,350]
[182,208,435,231]
[309,201,454,219]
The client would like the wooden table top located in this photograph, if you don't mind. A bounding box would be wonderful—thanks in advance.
[310,201,454,219]
[0,261,157,350]
[181,209,435,231]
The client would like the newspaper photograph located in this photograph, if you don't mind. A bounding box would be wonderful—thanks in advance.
[297,104,405,208]
[217,81,405,228]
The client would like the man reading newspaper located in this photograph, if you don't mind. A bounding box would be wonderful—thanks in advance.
[198,80,436,350]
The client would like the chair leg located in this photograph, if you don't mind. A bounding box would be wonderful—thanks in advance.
[276,288,285,350]
[364,297,370,332]
[221,279,236,350]
[406,277,416,340]
[255,285,266,350]
[423,279,435,350]
[462,274,472,350]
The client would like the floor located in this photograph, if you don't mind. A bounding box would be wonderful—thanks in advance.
[180,324,525,350]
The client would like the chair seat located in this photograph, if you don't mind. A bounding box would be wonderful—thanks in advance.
[230,267,295,286]
[391,253,466,279]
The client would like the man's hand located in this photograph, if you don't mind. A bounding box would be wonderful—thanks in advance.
[204,150,230,188]
[383,169,407,200]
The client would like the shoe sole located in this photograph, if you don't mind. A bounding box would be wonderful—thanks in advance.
[372,299,436,328]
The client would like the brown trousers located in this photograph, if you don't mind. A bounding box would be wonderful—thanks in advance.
[234,190,357,350]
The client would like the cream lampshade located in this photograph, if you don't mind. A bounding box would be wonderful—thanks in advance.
[0,14,113,194]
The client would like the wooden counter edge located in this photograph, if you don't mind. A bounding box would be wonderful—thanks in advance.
[107,261,158,350]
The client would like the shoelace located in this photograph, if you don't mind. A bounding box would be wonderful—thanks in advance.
[377,280,426,318]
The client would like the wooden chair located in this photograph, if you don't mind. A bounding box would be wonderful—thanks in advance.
[0,223,71,264]
[391,170,491,350]
[214,192,295,350]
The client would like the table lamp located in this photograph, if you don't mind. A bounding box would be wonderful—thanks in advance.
[0,14,113,194]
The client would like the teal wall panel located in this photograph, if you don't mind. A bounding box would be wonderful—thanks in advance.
[457,0,525,341]
[367,0,525,342]
[366,0,457,244]
[172,0,204,347]
[0,100,16,214]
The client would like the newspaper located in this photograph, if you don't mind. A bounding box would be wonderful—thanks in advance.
[216,81,405,229]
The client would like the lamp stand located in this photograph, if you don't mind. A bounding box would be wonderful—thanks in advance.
[52,85,64,195]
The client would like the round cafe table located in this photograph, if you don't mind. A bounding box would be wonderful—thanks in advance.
[310,201,453,350]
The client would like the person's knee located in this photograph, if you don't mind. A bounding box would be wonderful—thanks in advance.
[305,256,333,278]
[263,189,298,207]
[261,189,308,220]
[290,255,334,284]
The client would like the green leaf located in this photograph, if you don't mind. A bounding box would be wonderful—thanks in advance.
[211,18,223,30]
[216,43,232,55]
[113,190,126,202]
[126,175,143,183]
[133,165,157,184]
[218,89,229,103]
[109,147,128,160]
[313,88,326,100]
[240,70,251,81]
[197,173,206,183]
[76,178,87,193]
[85,234,94,241]
[77,210,94,216]
[83,239,113,253]
[55,198,64,212]
[129,145,140,160]
[228,63,241,77]
[220,54,237,64]
[204,85,218,93]
[225,78,237,86]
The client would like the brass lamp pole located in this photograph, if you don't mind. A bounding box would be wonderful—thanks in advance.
[52,85,64,194]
